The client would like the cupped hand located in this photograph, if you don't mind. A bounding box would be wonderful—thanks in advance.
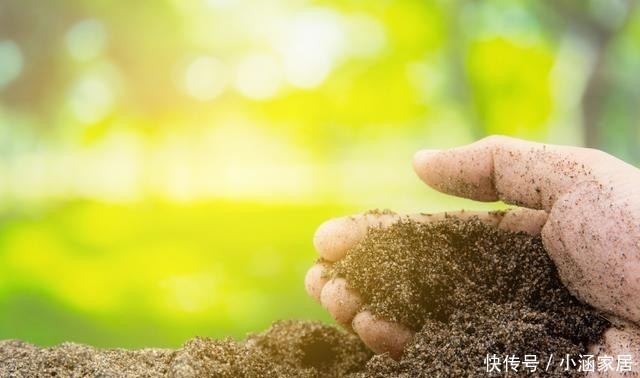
[305,136,640,371]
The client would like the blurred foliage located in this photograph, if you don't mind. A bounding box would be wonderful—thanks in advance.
[0,0,639,347]
[0,201,349,346]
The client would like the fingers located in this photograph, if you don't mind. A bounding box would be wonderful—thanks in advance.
[319,278,363,328]
[587,323,640,376]
[309,206,547,359]
[304,262,329,303]
[413,135,626,211]
[353,311,414,360]
[306,267,414,359]
[312,213,392,262]
[500,207,547,235]
[313,208,547,262]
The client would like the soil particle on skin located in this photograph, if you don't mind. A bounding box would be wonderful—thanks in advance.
[0,320,371,378]
[331,216,610,377]
[364,209,397,216]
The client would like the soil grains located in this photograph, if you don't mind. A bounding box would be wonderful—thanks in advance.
[0,216,610,377]
[331,215,609,377]
[0,320,370,378]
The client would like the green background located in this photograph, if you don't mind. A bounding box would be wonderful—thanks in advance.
[0,0,639,348]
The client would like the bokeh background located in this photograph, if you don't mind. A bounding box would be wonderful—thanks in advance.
[1,0,639,348]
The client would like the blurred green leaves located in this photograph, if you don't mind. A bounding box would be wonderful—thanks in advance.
[0,201,351,347]
[1,0,639,348]
[468,37,553,139]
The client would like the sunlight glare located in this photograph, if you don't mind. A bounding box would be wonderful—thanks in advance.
[234,53,282,100]
[0,40,23,89]
[184,56,228,101]
[278,8,344,89]
[66,19,108,62]
[69,75,114,124]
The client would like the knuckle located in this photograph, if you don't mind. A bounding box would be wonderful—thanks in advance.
[478,134,513,148]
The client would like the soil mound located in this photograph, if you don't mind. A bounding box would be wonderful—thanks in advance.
[0,320,370,378]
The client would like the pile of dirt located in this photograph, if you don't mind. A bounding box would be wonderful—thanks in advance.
[0,320,371,378]
[0,217,610,377]
[331,216,609,376]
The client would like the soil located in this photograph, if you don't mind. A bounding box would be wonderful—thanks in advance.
[331,216,610,377]
[0,320,370,378]
[0,217,610,377]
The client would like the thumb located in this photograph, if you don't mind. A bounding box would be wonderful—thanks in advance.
[412,135,635,211]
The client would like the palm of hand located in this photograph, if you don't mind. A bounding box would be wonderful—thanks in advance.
[305,136,640,375]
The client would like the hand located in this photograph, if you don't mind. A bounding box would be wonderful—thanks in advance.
[305,136,640,371]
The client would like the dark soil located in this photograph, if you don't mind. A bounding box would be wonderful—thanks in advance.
[0,320,371,378]
[0,217,610,377]
[331,216,609,377]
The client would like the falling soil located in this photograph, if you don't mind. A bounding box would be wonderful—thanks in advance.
[0,217,610,377]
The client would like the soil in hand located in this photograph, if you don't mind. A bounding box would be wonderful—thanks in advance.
[330,215,610,377]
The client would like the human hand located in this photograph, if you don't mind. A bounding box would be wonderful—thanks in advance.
[305,136,640,372]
